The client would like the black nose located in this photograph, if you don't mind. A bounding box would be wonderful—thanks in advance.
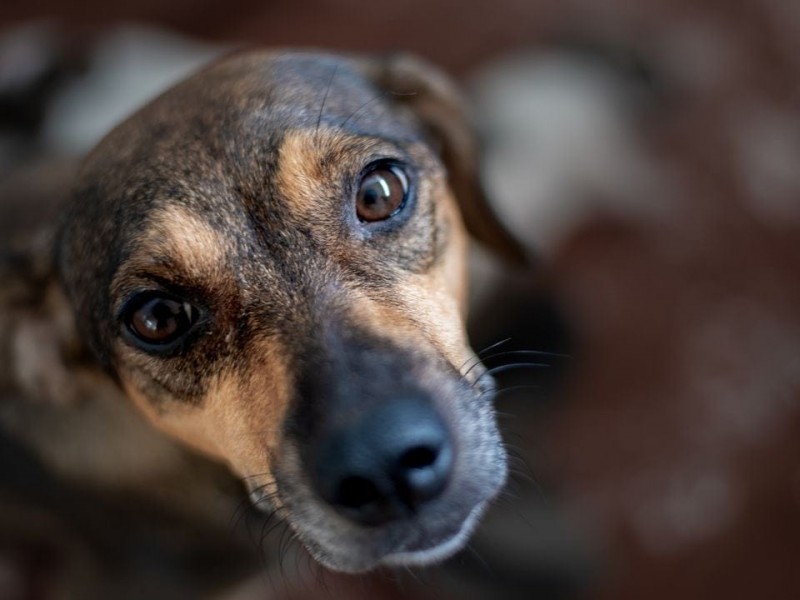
[312,397,454,527]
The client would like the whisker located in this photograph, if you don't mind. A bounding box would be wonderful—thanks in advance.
[247,480,278,495]
[232,474,278,530]
[305,548,331,596]
[247,482,280,508]
[504,446,545,496]
[315,64,339,139]
[491,383,547,396]
[252,492,282,512]
[461,342,569,380]
[257,511,278,572]
[482,348,570,362]
[403,565,424,588]
[259,518,290,586]
[485,362,551,376]
[463,353,559,382]
[339,91,389,130]
[260,510,286,546]
[457,337,512,374]
[465,540,493,577]
[478,337,513,357]
[289,532,308,591]
[227,495,256,539]
[506,464,537,486]
[277,521,292,580]
[472,364,552,393]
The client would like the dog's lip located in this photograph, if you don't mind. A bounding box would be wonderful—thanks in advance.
[379,500,487,567]
[303,496,492,573]
[268,478,496,573]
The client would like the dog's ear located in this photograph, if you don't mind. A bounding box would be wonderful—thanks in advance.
[0,230,97,406]
[361,54,530,266]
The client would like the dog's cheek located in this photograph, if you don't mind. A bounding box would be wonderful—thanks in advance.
[395,187,472,368]
[119,344,294,480]
[436,187,471,317]
[120,382,229,461]
[398,273,473,371]
[341,187,471,371]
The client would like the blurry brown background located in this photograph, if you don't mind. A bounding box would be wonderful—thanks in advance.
[1,1,799,599]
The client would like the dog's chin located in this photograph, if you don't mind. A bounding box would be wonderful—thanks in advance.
[292,496,495,574]
[379,501,487,568]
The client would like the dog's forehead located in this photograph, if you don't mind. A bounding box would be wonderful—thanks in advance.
[70,52,429,263]
[220,52,407,131]
[131,52,417,156]
[78,52,424,225]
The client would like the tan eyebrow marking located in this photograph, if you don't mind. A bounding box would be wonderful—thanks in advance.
[110,204,236,302]
[139,204,230,274]
[276,128,352,220]
[275,128,404,222]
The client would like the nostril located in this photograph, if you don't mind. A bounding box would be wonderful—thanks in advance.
[399,445,439,470]
[333,475,397,526]
[395,440,452,510]
[336,475,382,510]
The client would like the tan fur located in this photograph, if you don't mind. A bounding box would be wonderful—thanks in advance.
[147,205,230,272]
[276,128,405,223]
[122,336,292,480]
[339,228,472,377]
[113,205,232,296]
[276,127,472,370]
[275,128,342,218]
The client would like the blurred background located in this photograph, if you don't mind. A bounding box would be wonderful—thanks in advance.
[1,1,799,599]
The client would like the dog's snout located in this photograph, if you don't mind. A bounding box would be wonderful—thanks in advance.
[312,397,454,527]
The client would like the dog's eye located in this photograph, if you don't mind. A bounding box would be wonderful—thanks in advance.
[355,163,409,222]
[124,293,198,346]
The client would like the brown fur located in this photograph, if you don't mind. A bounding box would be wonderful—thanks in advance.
[47,50,526,573]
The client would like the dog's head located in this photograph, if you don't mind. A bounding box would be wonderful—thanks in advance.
[56,51,526,572]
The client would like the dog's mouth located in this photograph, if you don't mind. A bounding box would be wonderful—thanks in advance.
[245,491,493,572]
[269,476,501,573]
[380,501,488,567]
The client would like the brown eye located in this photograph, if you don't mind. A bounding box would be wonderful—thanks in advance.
[125,293,198,346]
[355,163,409,222]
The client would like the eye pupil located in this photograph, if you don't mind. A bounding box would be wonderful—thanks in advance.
[356,164,408,222]
[128,296,195,345]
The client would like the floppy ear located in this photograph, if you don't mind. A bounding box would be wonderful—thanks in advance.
[361,54,530,266]
[0,230,95,406]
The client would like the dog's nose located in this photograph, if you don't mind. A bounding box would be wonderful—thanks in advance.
[312,397,454,527]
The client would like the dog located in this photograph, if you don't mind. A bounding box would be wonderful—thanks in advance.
[53,50,528,573]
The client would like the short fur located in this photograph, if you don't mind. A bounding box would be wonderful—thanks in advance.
[54,50,526,572]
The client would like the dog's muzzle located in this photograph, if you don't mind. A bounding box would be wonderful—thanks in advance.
[265,325,507,572]
[311,396,454,527]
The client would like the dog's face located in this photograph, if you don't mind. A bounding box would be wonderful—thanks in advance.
[56,51,524,572]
